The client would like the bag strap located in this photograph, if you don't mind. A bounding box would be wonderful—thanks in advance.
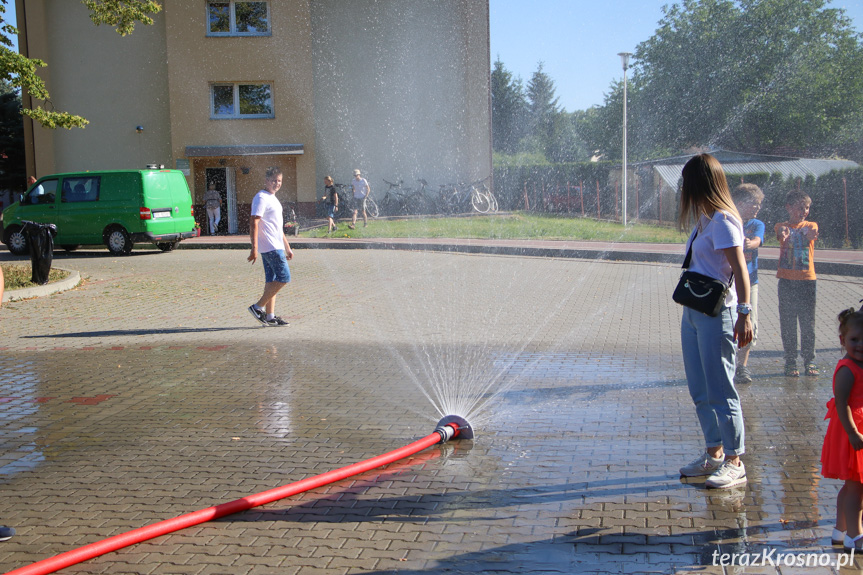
[682,230,696,269]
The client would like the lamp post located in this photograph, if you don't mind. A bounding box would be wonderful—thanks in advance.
[618,52,632,226]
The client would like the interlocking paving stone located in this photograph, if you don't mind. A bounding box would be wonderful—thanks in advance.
[0,246,861,574]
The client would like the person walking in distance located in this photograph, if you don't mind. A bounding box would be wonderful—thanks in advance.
[349,169,370,229]
[322,176,339,233]
[247,167,293,327]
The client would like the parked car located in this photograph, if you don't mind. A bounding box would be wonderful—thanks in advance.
[1,168,197,256]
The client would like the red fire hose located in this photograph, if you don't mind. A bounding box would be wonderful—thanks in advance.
[5,419,469,575]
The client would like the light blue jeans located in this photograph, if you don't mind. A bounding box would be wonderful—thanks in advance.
[681,306,745,455]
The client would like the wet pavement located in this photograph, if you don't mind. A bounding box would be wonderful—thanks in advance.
[0,242,862,574]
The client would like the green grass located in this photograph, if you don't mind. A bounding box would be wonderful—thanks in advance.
[2,264,70,290]
[306,212,689,244]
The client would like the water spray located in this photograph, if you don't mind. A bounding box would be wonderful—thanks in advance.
[5,416,473,575]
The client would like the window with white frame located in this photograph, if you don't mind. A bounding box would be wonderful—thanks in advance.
[207,1,270,36]
[211,83,274,118]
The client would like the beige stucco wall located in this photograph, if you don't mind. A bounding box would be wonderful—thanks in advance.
[18,0,172,176]
[18,0,491,216]
[310,0,492,192]
[163,1,317,206]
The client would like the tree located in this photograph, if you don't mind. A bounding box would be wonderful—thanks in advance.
[490,57,527,154]
[631,0,863,156]
[525,62,561,149]
[0,0,161,129]
[0,78,24,190]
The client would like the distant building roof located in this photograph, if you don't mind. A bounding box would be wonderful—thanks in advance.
[638,149,859,190]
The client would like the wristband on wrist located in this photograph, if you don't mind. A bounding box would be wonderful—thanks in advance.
[737,303,752,315]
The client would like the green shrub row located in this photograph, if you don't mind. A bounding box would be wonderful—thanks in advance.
[493,163,863,249]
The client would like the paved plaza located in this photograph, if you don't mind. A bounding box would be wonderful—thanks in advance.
[1,243,862,574]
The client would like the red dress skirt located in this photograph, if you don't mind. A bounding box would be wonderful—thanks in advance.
[822,359,863,481]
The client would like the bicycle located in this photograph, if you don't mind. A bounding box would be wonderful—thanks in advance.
[437,183,463,214]
[405,179,433,215]
[335,183,379,220]
[438,177,493,214]
[379,179,431,216]
[468,177,496,214]
[379,179,409,216]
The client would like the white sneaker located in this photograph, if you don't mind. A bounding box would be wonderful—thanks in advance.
[680,452,724,477]
[706,460,747,489]
[844,533,863,553]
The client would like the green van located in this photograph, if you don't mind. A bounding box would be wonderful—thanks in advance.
[2,168,197,256]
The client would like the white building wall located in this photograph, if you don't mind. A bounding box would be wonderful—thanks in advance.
[33,0,172,172]
[309,0,491,191]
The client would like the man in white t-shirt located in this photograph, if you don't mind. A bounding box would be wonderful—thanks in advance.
[247,167,294,327]
[349,169,370,229]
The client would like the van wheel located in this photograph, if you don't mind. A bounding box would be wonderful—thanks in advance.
[61,244,81,252]
[3,225,28,256]
[156,241,179,252]
[104,226,132,255]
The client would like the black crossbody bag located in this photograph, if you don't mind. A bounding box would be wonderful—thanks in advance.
[672,231,732,317]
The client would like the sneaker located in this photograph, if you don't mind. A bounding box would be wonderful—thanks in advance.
[735,365,752,385]
[833,527,846,546]
[680,452,724,477]
[266,316,289,327]
[0,526,14,542]
[845,533,863,553]
[705,460,747,489]
[247,305,268,326]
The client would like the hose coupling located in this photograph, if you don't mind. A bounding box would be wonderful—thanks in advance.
[434,415,474,443]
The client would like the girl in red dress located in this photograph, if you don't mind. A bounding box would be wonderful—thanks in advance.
[822,307,863,551]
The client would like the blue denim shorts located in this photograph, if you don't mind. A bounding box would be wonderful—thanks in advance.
[327,205,336,219]
[261,249,291,283]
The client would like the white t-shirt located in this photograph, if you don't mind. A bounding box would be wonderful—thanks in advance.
[250,190,284,254]
[351,177,369,199]
[684,210,744,307]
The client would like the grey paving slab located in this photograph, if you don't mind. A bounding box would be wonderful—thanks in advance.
[0,246,861,574]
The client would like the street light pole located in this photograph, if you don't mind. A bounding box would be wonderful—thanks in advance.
[618,52,632,227]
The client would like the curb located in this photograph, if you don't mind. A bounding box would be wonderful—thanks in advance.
[180,239,863,277]
[2,268,82,303]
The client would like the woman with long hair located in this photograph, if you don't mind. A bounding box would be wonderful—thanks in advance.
[676,153,753,489]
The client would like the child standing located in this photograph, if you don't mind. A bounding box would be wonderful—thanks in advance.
[821,307,863,551]
[775,191,819,377]
[731,184,765,385]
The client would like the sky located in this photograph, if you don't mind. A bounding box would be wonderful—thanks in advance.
[5,1,863,114]
[490,0,863,112]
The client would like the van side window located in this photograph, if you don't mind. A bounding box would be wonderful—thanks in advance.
[25,179,58,204]
[61,176,101,203]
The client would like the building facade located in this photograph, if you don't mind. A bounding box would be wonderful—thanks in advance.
[16,0,491,232]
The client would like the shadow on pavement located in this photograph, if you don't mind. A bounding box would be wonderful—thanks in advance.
[21,327,258,338]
